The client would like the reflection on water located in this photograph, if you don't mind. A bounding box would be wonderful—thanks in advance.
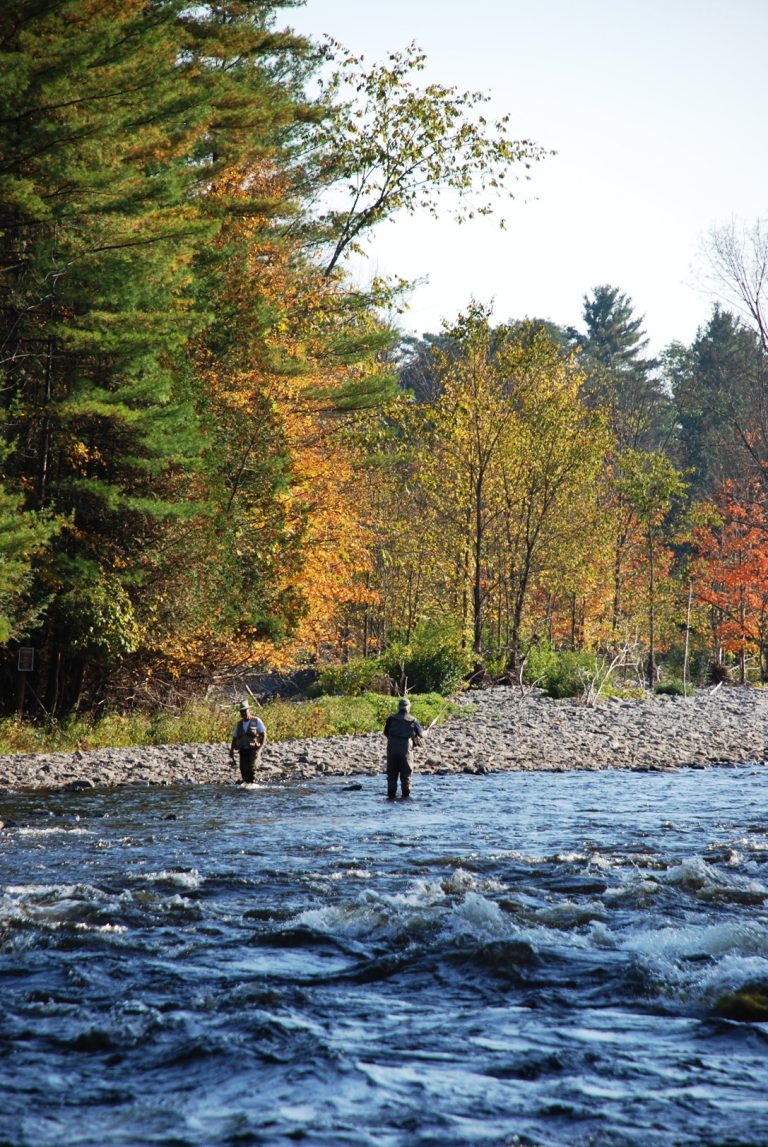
[1,767,768,1146]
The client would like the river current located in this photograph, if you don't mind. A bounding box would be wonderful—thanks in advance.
[1,767,767,1147]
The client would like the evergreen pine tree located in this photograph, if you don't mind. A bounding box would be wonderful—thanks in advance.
[670,305,765,497]
[0,0,313,712]
[571,284,672,452]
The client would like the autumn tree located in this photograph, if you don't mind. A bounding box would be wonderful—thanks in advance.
[492,326,610,669]
[690,479,768,682]
[389,311,608,668]
[0,5,558,711]
[610,450,687,685]
[186,162,400,673]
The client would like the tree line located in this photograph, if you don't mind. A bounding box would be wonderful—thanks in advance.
[1,2,766,718]
[386,275,768,690]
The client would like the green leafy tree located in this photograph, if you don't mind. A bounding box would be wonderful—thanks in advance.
[0,447,59,644]
[310,40,550,276]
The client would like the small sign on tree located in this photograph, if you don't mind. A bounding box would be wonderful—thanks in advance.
[17,647,34,672]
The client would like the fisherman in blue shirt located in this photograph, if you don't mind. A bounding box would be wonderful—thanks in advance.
[229,702,266,783]
[383,697,424,801]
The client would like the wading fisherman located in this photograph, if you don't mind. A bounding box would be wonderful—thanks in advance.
[383,697,424,801]
[229,702,266,784]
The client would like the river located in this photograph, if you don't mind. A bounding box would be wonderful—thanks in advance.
[1,767,767,1146]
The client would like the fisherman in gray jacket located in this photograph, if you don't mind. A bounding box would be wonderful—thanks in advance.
[383,697,424,801]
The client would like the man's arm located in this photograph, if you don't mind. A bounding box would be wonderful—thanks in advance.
[256,718,267,748]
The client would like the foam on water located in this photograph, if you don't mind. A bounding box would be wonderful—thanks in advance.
[137,868,203,890]
[661,854,767,894]
[624,919,768,962]
[16,826,91,836]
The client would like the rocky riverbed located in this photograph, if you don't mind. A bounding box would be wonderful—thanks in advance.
[0,684,766,795]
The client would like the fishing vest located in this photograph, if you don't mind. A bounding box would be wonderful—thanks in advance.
[386,713,418,747]
[234,719,262,751]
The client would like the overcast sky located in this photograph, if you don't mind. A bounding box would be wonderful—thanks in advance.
[287,0,768,352]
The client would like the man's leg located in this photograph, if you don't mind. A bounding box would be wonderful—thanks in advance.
[400,759,413,798]
[386,758,399,800]
[239,749,257,783]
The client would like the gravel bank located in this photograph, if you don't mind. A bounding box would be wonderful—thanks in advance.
[0,685,766,794]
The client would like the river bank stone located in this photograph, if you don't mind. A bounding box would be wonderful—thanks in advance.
[0,684,766,792]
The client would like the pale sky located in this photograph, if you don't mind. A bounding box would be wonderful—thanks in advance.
[288,0,768,352]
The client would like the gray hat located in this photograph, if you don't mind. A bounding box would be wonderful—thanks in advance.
[239,702,249,712]
[398,698,410,711]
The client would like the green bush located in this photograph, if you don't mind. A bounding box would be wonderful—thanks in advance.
[523,641,601,699]
[0,701,233,755]
[309,635,472,701]
[660,642,712,686]
[309,657,393,698]
[654,677,694,698]
[381,643,471,696]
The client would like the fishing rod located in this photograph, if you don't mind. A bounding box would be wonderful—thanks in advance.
[425,701,451,733]
[423,667,485,732]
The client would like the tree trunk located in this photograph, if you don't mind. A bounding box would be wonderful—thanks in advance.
[646,536,656,688]
[472,475,484,656]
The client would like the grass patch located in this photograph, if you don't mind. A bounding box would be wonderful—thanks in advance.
[0,693,462,756]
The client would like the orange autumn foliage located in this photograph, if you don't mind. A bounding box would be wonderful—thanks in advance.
[194,164,386,668]
[690,479,768,663]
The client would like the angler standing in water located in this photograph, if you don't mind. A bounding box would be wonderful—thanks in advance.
[229,702,266,784]
[383,697,425,801]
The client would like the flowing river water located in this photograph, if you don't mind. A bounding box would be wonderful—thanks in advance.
[1,766,768,1147]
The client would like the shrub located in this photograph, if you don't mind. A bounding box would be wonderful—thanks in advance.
[0,700,233,755]
[381,640,472,696]
[227,691,455,740]
[309,657,393,698]
[654,677,694,697]
[661,641,712,686]
[524,641,602,700]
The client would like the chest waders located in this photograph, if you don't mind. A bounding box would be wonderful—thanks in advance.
[235,720,262,783]
[386,713,418,800]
